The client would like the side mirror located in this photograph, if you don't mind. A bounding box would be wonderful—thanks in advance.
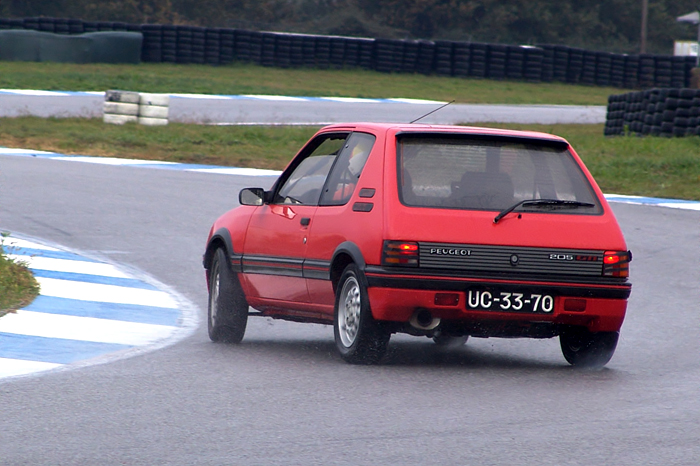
[239,188,266,206]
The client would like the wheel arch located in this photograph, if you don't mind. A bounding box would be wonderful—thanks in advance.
[330,241,366,292]
[203,227,234,274]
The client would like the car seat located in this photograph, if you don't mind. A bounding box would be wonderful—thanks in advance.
[452,171,514,209]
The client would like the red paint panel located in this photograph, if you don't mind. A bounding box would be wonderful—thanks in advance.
[243,204,317,302]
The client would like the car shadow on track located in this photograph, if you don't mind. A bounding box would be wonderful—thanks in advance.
[382,341,566,370]
[219,337,615,373]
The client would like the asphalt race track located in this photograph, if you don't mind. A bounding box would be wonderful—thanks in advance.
[0,152,698,466]
[0,90,606,124]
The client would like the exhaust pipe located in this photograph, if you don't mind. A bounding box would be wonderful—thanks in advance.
[409,309,441,331]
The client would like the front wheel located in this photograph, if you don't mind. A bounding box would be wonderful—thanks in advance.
[560,327,619,368]
[208,247,249,343]
[334,264,390,364]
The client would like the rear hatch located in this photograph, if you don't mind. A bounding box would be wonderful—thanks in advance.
[382,131,629,281]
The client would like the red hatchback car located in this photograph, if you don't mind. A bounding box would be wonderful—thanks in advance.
[204,123,631,367]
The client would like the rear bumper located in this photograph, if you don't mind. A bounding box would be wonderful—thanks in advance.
[365,270,630,333]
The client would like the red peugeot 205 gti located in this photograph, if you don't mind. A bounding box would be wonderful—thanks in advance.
[203,123,632,367]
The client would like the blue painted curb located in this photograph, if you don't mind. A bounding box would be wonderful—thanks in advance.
[0,235,197,381]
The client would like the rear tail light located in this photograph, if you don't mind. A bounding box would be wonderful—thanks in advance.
[382,240,419,267]
[603,250,632,277]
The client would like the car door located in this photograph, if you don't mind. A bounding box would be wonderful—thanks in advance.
[242,132,349,303]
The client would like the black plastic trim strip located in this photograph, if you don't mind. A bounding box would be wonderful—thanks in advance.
[365,274,631,299]
[244,265,304,278]
[365,265,628,286]
[204,227,234,269]
[395,131,570,150]
[230,253,243,273]
[358,188,376,198]
[364,266,631,299]
[303,259,332,280]
[242,255,304,278]
[241,254,331,280]
[352,202,374,212]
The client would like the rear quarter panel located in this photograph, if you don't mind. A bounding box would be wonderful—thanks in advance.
[305,127,388,265]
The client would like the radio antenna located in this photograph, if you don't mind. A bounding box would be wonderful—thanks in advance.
[409,100,455,124]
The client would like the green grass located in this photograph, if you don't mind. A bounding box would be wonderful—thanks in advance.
[0,117,316,169]
[0,234,40,317]
[2,117,700,201]
[0,61,624,105]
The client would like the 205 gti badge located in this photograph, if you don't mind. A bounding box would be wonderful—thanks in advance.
[549,254,575,261]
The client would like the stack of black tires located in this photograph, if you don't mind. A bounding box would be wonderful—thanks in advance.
[0,16,697,90]
[605,89,700,137]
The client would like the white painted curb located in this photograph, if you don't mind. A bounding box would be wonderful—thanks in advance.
[0,234,199,382]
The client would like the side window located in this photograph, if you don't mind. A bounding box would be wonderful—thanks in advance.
[319,132,376,206]
[274,133,348,205]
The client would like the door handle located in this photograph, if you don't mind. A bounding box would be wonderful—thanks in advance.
[300,217,311,226]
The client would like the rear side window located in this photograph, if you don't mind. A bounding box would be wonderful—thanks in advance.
[274,133,349,205]
[397,136,602,214]
[320,132,376,206]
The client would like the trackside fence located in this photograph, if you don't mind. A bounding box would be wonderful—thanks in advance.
[0,17,696,89]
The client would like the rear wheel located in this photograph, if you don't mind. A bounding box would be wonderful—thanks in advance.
[334,264,390,364]
[208,248,248,343]
[560,327,618,368]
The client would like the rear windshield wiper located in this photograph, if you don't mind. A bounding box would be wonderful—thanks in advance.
[494,199,596,224]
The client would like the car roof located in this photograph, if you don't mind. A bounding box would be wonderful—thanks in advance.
[319,122,569,145]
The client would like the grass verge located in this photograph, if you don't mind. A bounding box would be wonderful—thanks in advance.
[0,61,624,105]
[1,117,699,201]
[0,117,317,169]
[0,234,40,318]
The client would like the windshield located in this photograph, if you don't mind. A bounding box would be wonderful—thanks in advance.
[397,135,602,214]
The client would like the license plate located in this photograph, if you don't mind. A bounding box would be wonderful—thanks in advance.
[466,289,555,313]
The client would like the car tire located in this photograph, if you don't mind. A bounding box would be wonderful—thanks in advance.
[432,335,469,347]
[560,327,618,368]
[208,247,248,343]
[334,264,390,364]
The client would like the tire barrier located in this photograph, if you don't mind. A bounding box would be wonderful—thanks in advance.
[104,90,169,126]
[104,90,139,124]
[0,29,142,64]
[138,92,169,126]
[605,88,700,137]
[0,17,696,89]
[141,24,162,63]
[161,24,177,64]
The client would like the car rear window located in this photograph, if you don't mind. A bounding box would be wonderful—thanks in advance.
[397,135,602,214]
